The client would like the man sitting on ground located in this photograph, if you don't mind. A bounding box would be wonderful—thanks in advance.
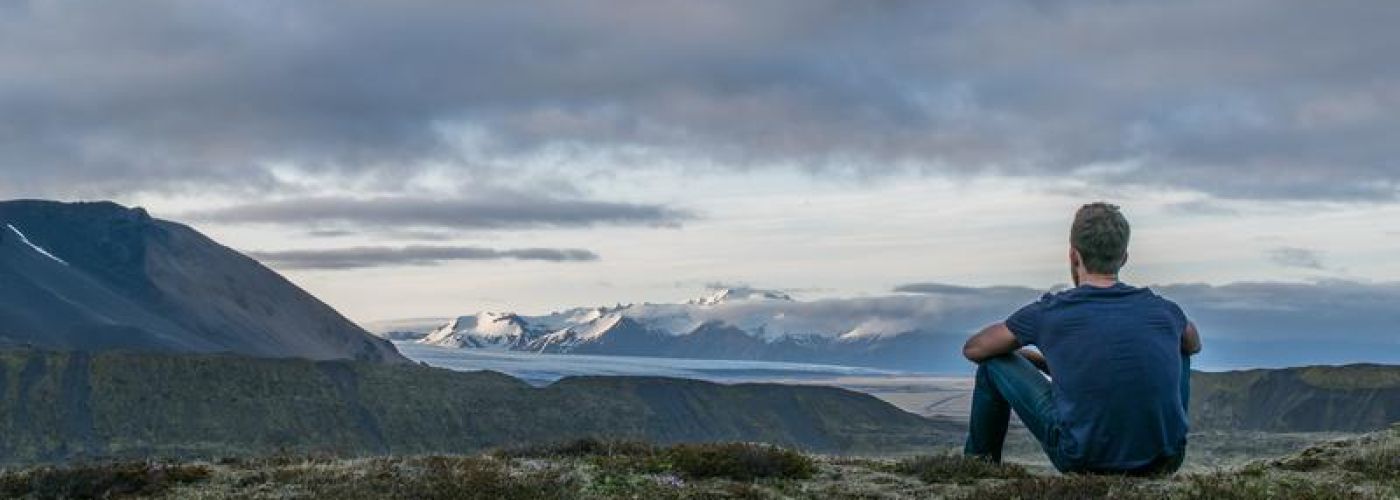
[961,202,1201,475]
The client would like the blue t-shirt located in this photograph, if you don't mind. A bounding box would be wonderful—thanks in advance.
[1006,282,1189,471]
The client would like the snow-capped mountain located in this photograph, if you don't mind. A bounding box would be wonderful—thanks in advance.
[416,285,1042,371]
[420,312,534,350]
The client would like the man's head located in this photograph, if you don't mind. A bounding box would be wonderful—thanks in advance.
[1070,202,1130,277]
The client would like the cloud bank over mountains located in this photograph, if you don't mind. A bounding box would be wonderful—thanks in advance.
[248,245,599,270]
[893,280,1400,345]
[893,280,1400,367]
[189,197,692,231]
[411,280,1400,369]
[3,1,1397,203]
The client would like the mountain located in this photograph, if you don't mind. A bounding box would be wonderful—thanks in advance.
[0,200,404,363]
[421,312,534,349]
[417,286,1022,371]
[1191,364,1400,432]
[0,348,962,465]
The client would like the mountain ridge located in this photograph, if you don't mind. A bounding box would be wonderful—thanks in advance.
[0,199,404,363]
[1192,363,1400,432]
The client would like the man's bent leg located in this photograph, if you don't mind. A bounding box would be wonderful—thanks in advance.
[1160,354,1192,475]
[964,353,1057,463]
[1180,354,1191,414]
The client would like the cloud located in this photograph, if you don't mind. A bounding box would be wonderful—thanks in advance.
[187,196,691,230]
[1,1,1397,201]
[1162,200,1239,216]
[892,280,1400,346]
[248,245,599,270]
[1265,247,1326,270]
[893,283,1044,296]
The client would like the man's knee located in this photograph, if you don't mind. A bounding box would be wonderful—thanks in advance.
[973,353,1017,378]
[977,352,1038,374]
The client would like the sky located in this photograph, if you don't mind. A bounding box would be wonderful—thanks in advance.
[2,1,1399,330]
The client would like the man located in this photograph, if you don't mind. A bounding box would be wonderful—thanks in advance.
[961,202,1201,475]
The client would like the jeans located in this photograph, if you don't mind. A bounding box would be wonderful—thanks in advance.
[963,352,1190,475]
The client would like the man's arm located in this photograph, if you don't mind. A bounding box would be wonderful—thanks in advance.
[1018,348,1050,374]
[962,322,1021,363]
[1181,321,1202,355]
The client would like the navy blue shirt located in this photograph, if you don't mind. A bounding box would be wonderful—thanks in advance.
[1006,282,1189,470]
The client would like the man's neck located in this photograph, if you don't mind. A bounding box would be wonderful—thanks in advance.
[1078,273,1119,288]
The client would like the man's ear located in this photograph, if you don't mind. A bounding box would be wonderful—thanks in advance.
[1120,251,1129,268]
[1069,247,1081,266]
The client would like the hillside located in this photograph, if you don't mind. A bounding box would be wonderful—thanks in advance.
[0,200,402,363]
[0,349,961,465]
[1191,364,1400,432]
[3,425,1395,499]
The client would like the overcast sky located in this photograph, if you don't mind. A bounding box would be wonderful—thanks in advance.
[2,1,1398,326]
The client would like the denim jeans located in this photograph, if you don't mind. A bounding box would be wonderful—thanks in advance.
[963,352,1190,475]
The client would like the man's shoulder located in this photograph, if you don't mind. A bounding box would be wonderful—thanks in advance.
[1042,283,1181,310]
[1136,286,1185,310]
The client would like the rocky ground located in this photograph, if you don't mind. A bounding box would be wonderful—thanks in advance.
[2,427,1395,499]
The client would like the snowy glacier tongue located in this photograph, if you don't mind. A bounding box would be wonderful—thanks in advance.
[5,224,68,265]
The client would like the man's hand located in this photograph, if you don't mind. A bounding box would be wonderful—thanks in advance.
[1181,321,1202,355]
[962,322,1020,363]
[1018,348,1050,375]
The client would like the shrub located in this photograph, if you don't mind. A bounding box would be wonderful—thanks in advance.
[665,443,816,482]
[0,461,211,499]
[958,474,1138,500]
[890,454,1029,484]
[494,437,658,459]
[240,456,579,500]
[1340,445,1400,481]
[1181,474,1359,500]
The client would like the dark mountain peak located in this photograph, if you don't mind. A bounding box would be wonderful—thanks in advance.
[0,199,151,226]
[0,198,406,364]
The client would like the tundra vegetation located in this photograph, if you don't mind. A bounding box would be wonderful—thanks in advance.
[1,427,1395,499]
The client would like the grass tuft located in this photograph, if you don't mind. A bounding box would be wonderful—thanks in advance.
[494,437,658,459]
[889,454,1030,484]
[958,474,1137,500]
[0,461,211,499]
[665,442,816,482]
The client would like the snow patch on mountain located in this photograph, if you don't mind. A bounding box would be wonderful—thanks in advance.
[420,311,530,350]
[5,224,68,265]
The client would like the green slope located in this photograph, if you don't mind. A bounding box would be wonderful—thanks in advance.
[1191,364,1400,432]
[0,349,961,465]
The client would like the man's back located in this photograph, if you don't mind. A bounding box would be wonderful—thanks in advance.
[1007,282,1189,470]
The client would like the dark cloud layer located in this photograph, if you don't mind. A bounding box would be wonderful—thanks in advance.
[2,1,1397,201]
[188,197,690,230]
[248,245,599,270]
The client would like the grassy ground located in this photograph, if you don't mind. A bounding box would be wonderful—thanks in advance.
[1,426,1395,499]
